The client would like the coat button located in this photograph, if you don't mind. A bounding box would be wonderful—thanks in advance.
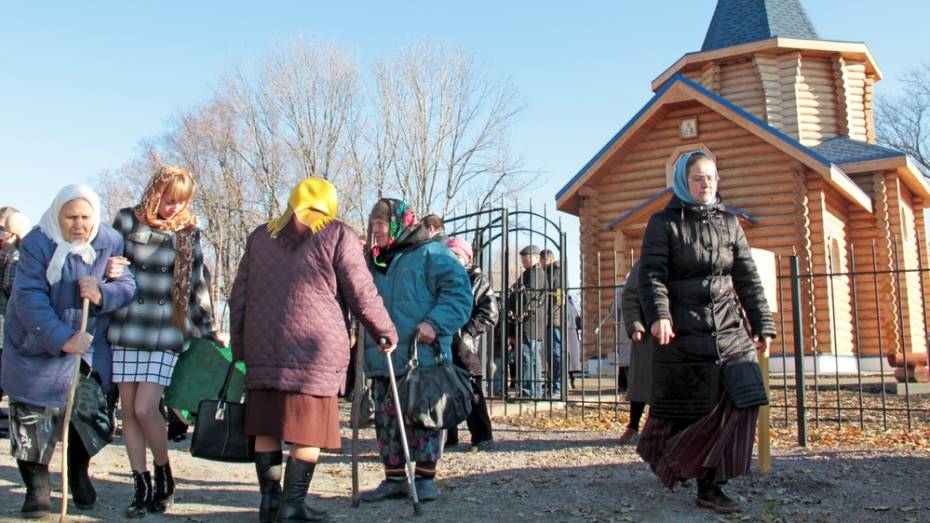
[161,267,168,273]
[137,298,144,304]
[158,299,166,305]
[141,264,148,270]
[711,331,717,337]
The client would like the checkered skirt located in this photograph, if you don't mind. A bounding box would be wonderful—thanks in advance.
[112,345,179,386]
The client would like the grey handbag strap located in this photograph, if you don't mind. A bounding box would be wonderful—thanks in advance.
[406,340,447,368]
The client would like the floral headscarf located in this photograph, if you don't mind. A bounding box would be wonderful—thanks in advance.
[134,166,198,335]
[368,198,430,272]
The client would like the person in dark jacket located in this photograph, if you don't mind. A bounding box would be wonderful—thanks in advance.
[445,236,499,452]
[618,261,656,445]
[507,245,547,398]
[230,178,397,522]
[106,165,222,518]
[1,185,135,518]
[541,249,563,398]
[636,151,775,514]
[360,198,472,504]
[0,207,30,436]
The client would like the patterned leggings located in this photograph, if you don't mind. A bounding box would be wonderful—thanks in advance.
[371,378,441,477]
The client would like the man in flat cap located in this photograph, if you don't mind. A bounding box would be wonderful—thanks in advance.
[507,245,547,398]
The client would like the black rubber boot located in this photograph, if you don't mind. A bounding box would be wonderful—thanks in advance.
[17,460,51,519]
[67,430,97,509]
[126,470,153,519]
[275,456,327,522]
[255,451,283,523]
[151,461,175,513]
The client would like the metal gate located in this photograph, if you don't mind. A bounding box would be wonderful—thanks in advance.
[445,203,568,415]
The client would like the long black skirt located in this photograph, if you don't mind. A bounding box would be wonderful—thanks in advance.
[636,393,758,488]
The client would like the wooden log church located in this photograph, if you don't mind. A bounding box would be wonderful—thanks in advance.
[556,0,930,380]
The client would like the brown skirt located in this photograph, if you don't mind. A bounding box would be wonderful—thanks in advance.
[244,390,341,449]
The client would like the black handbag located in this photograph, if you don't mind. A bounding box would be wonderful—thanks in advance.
[190,362,254,463]
[396,341,473,430]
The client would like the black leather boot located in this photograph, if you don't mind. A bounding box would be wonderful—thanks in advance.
[152,461,175,512]
[276,456,327,522]
[255,451,283,523]
[67,431,96,509]
[696,473,739,513]
[126,470,153,518]
[17,460,51,519]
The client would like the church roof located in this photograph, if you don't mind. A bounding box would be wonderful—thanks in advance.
[555,75,874,215]
[812,136,904,164]
[701,0,820,52]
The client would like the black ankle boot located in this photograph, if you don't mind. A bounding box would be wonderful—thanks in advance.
[255,451,283,523]
[276,456,327,522]
[67,432,96,509]
[126,470,153,518]
[152,461,175,513]
[17,460,51,519]
[696,475,739,513]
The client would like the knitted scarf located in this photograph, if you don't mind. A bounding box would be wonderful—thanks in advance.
[134,166,199,335]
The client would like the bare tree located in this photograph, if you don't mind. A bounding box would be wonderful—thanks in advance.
[372,45,533,216]
[263,40,360,182]
[876,64,930,176]
[94,148,159,221]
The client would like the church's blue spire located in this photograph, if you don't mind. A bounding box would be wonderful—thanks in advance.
[701,0,820,52]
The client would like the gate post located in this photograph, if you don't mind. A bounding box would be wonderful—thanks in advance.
[789,256,808,447]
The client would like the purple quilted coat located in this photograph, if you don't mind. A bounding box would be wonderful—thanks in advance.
[229,221,396,396]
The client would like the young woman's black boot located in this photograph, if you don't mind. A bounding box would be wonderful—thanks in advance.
[152,461,175,512]
[126,470,153,518]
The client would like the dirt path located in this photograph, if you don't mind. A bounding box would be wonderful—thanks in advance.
[0,404,928,522]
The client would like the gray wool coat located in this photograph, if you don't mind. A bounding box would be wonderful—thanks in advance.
[107,208,217,353]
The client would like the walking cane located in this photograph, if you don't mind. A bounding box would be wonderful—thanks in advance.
[60,297,90,522]
[384,348,421,516]
[350,325,367,507]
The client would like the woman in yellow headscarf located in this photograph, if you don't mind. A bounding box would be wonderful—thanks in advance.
[230,178,397,522]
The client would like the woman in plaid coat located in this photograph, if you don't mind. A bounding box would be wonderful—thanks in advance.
[107,166,221,518]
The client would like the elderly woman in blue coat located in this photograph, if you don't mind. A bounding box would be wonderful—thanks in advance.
[1,185,136,519]
[360,199,473,504]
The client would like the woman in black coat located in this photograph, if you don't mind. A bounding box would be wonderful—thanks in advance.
[636,151,775,514]
[446,237,499,451]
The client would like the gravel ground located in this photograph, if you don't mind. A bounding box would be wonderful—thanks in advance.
[0,403,928,523]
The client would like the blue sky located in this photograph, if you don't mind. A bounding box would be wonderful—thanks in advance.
[3,1,929,286]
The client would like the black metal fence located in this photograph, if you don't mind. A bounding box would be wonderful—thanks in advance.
[445,205,929,442]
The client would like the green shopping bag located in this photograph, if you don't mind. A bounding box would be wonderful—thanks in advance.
[164,338,247,415]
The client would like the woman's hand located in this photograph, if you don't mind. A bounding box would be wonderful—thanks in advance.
[416,322,437,344]
[210,334,228,348]
[78,276,102,306]
[63,331,93,355]
[377,337,396,354]
[754,335,773,353]
[631,331,643,342]
[650,319,675,346]
[105,256,131,279]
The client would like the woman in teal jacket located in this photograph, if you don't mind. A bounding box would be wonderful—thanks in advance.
[360,198,472,504]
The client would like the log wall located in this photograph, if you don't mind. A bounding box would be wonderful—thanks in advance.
[587,102,815,358]
[886,178,929,361]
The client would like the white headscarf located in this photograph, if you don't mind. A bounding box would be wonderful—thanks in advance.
[37,184,101,286]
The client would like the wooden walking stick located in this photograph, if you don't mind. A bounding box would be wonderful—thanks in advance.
[350,325,367,507]
[758,345,772,474]
[385,349,421,516]
[60,297,90,522]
